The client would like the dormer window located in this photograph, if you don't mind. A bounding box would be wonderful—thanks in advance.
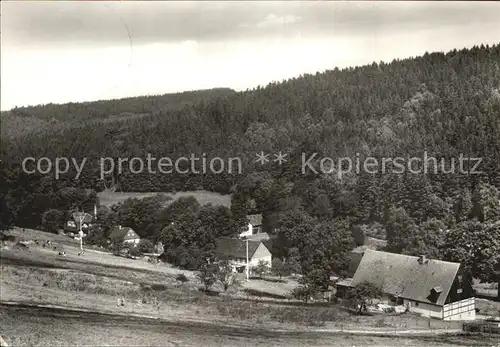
[427,286,442,303]
[432,286,443,294]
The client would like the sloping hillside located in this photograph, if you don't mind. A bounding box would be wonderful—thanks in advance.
[0,88,236,139]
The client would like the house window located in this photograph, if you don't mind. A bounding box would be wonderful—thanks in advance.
[457,288,463,294]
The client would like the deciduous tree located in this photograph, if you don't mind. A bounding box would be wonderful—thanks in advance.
[442,220,500,300]
[197,264,217,293]
[345,281,383,314]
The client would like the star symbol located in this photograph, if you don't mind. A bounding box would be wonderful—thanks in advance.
[255,151,269,165]
[273,151,288,165]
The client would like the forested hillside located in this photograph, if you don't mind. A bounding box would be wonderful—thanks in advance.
[1,88,236,139]
[1,45,500,289]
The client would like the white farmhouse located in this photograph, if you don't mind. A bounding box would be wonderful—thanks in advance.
[238,214,263,239]
[109,225,141,245]
[215,237,272,274]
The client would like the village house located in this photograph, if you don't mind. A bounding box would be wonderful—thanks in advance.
[109,225,141,245]
[238,214,263,239]
[244,232,270,241]
[338,250,476,321]
[215,237,272,274]
[64,220,92,235]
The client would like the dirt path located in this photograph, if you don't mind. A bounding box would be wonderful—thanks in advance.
[1,303,495,347]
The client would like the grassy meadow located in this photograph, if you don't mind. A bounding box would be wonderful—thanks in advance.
[97,190,232,208]
[1,228,498,346]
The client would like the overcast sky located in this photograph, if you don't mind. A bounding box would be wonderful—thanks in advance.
[1,1,499,110]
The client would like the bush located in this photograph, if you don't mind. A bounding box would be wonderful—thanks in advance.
[41,209,65,234]
[197,264,217,292]
[216,298,337,327]
[128,245,142,257]
[383,307,396,314]
[272,258,288,279]
[138,239,154,254]
[0,232,16,242]
[176,274,189,283]
[162,246,207,270]
[270,307,333,327]
[252,260,270,279]
[375,318,390,327]
[291,286,320,303]
[85,227,107,247]
[344,281,382,314]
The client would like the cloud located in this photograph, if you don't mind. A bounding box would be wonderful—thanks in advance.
[255,14,302,28]
[3,1,498,48]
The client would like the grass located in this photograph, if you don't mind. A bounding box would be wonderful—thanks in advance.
[4,306,499,347]
[4,227,106,252]
[1,227,498,346]
[0,241,465,331]
[216,296,344,327]
[476,298,500,318]
[97,190,232,208]
[241,276,299,298]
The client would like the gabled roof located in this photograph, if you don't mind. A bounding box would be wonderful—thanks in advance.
[347,250,364,277]
[215,237,266,259]
[245,232,270,241]
[247,214,263,226]
[109,226,139,241]
[364,237,388,249]
[347,244,380,277]
[351,250,460,306]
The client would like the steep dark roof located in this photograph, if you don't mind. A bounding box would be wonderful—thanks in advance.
[247,214,263,226]
[215,237,263,259]
[347,251,364,278]
[347,244,381,277]
[64,220,91,232]
[351,250,460,306]
[109,226,139,241]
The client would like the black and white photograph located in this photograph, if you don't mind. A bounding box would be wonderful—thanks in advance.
[1,1,500,346]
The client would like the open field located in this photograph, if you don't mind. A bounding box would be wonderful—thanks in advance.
[474,280,499,301]
[97,190,232,208]
[1,228,498,346]
[4,227,108,252]
[3,305,500,347]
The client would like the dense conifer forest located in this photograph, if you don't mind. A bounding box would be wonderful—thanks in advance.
[1,44,500,292]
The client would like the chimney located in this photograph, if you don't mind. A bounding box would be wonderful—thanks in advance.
[418,255,428,264]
